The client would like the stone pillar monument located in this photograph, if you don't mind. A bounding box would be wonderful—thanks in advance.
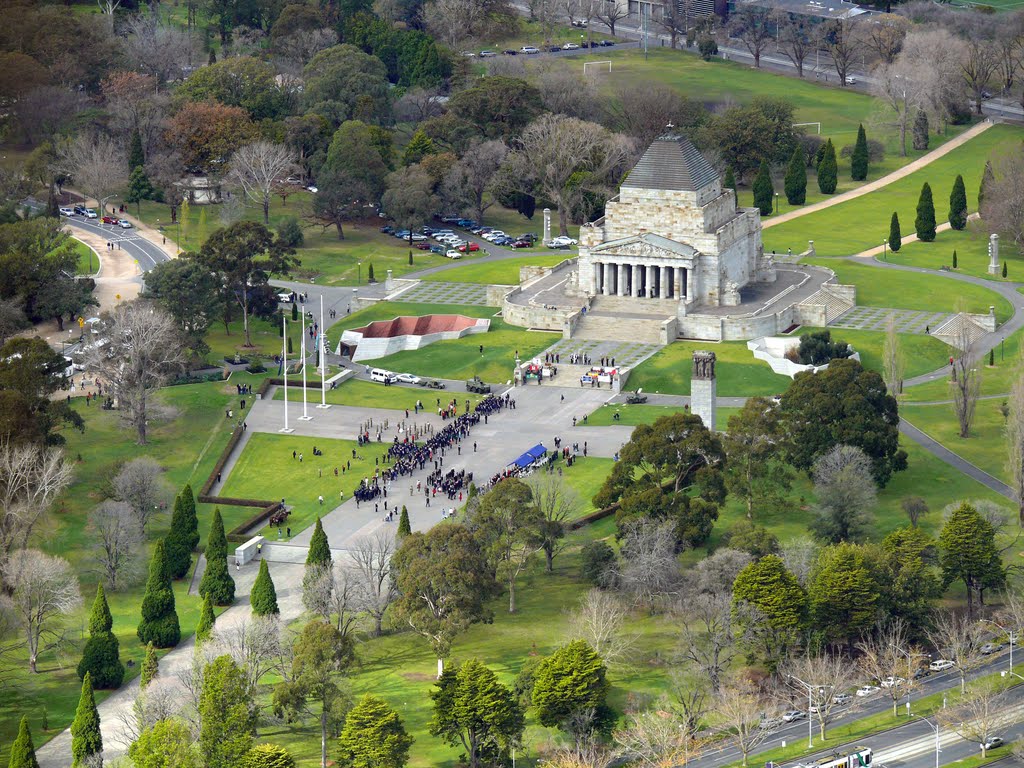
[988,233,1000,275]
[543,208,552,245]
[690,350,717,432]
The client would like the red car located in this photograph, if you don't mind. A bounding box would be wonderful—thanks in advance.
[510,240,532,249]
[458,242,480,252]
[101,216,118,225]
[415,241,432,250]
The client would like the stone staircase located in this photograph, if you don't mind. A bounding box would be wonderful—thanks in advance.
[800,286,856,324]
[573,312,667,343]
[932,313,988,349]
[590,294,680,316]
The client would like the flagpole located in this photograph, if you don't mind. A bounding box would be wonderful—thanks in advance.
[317,294,331,409]
[299,308,312,421]
[279,313,293,432]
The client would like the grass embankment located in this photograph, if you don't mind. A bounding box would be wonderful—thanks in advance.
[902,399,1013,484]
[420,254,571,284]
[903,327,1024,402]
[887,223,1023,282]
[797,327,954,380]
[627,341,789,397]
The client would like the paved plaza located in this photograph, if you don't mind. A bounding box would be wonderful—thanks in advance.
[829,306,953,334]
[392,281,491,306]
[536,338,662,369]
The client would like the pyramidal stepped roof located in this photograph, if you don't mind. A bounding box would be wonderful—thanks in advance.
[622,132,719,192]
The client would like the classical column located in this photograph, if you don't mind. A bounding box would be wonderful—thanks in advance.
[662,265,672,299]
[592,262,600,295]
[619,263,628,297]
[676,268,684,299]
[686,268,695,301]
[647,264,657,298]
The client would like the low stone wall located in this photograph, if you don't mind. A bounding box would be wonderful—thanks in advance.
[520,257,577,284]
[233,537,359,565]
[486,284,516,305]
[679,308,795,341]
[502,299,573,331]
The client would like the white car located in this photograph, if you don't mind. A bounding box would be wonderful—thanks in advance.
[59,206,74,216]
[562,42,580,50]
[278,292,295,303]
[395,373,421,385]
[117,219,132,228]
[482,231,506,241]
[445,249,463,259]
[981,642,1004,655]
[845,76,857,85]
[83,208,98,219]
[855,685,881,697]
[306,185,318,193]
[520,46,540,54]
[834,693,852,705]
[286,176,303,185]
[409,233,427,241]
[782,710,806,723]
[880,676,905,689]
[929,659,956,672]
[548,235,578,248]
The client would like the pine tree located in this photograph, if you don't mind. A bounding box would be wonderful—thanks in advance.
[724,167,737,193]
[912,110,929,151]
[199,509,235,606]
[140,642,158,688]
[287,336,293,355]
[1003,261,1008,278]
[77,584,125,689]
[71,674,102,768]
[8,716,39,768]
[402,130,435,166]
[250,559,279,616]
[408,251,413,266]
[166,485,199,580]
[979,160,995,216]
[915,182,937,242]
[990,349,995,366]
[125,166,154,217]
[306,518,331,568]
[129,131,145,171]
[291,301,298,322]
[752,160,774,216]
[949,174,968,231]
[398,506,411,537]
[242,744,296,768]
[338,695,413,768]
[368,263,376,283]
[196,593,216,643]
[953,250,958,268]
[138,540,181,648]
[784,145,807,206]
[889,212,902,253]
[817,139,838,194]
[851,124,869,181]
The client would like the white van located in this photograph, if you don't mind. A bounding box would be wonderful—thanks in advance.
[370,368,396,383]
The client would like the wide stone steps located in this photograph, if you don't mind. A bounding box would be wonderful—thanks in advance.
[573,313,666,344]
[932,313,988,349]
[590,295,680,317]
[801,287,855,324]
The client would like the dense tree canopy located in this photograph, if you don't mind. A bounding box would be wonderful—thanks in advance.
[302,44,391,126]
[177,57,290,120]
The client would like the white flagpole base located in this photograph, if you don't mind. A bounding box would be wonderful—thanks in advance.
[278,427,294,433]
[298,415,314,421]
[316,404,332,409]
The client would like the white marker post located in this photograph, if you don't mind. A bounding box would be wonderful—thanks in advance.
[279,314,293,433]
[317,295,331,409]
[299,310,312,421]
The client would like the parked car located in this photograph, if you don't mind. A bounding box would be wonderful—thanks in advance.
[429,245,445,254]
[59,207,75,216]
[408,233,427,241]
[502,49,518,55]
[517,233,538,242]
[929,659,956,672]
[457,219,477,228]
[547,45,562,52]
[880,676,905,688]
[482,231,506,241]
[855,685,880,697]
[458,242,480,252]
[117,219,133,228]
[599,39,615,46]
[479,50,497,57]
[380,225,394,234]
[415,242,432,250]
[571,19,587,26]
[834,693,852,705]
[520,46,540,54]
[782,710,806,723]
[981,642,1004,655]
[548,235,578,248]
[510,239,532,249]
[82,208,98,218]
[306,185,318,193]
[395,373,421,385]
[445,249,463,259]
[286,175,303,185]
[395,230,411,238]
[102,216,118,224]
[562,42,580,49]
[73,205,87,215]
[983,737,1005,750]
[845,76,857,85]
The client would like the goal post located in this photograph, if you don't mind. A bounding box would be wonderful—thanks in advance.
[793,122,822,135]
[583,60,613,74]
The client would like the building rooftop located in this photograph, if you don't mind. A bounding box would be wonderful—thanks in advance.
[621,133,719,193]
[733,0,868,20]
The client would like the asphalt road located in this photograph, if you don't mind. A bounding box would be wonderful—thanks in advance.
[63,216,171,272]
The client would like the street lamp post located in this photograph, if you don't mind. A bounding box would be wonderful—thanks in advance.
[980,618,1017,677]
[775,192,780,215]
[358,261,362,285]
[891,645,918,715]
[882,239,888,261]
[917,717,941,768]
[787,675,816,749]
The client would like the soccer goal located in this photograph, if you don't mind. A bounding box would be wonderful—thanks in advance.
[793,122,822,135]
[583,60,613,75]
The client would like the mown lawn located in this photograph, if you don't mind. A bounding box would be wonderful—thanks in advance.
[765,124,1024,256]
[581,403,741,427]
[795,327,954,381]
[421,253,572,285]
[887,222,1023,282]
[273,378,486,411]
[627,340,790,397]
[809,259,1013,322]
[71,238,98,276]
[903,326,1024,402]
[902,399,1013,484]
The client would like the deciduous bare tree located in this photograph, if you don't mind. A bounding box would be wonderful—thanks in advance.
[116,677,182,748]
[928,610,986,694]
[122,15,197,85]
[1006,359,1024,526]
[950,320,982,439]
[898,29,967,133]
[228,141,297,225]
[938,678,1006,756]
[442,140,508,226]
[857,618,924,717]
[605,83,704,146]
[864,13,909,65]
[533,65,601,121]
[595,0,628,37]
[211,615,283,694]
[779,653,860,740]
[985,147,1024,253]
[349,530,397,636]
[780,536,819,586]
[302,562,361,639]
[525,470,582,572]
[0,549,81,673]
[275,29,337,73]
[425,0,488,49]
[871,60,921,157]
[882,313,906,396]
[675,592,735,692]
[811,444,877,544]
[713,676,779,766]
[614,705,711,768]
[0,441,73,581]
[727,4,774,68]
[611,518,682,610]
[112,457,172,533]
[959,22,1000,114]
[88,500,145,591]
[567,588,636,667]
[58,134,128,212]
[776,15,814,77]
[821,17,865,86]
[687,548,752,597]
[86,300,186,445]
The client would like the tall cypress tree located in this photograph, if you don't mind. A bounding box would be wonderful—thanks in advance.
[724,167,737,193]
[817,139,838,194]
[306,518,331,568]
[784,145,807,206]
[8,716,39,768]
[398,506,411,538]
[138,540,181,648]
[949,174,968,230]
[250,559,279,616]
[77,584,125,689]
[916,182,937,242]
[889,212,902,253]
[752,160,774,216]
[851,124,869,181]
[196,593,216,643]
[128,130,145,171]
[166,485,200,580]
[979,160,995,216]
[140,642,159,688]
[199,509,236,606]
[71,674,102,768]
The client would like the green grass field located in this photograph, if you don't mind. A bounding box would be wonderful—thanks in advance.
[764,124,1024,256]
[902,400,1012,484]
[421,254,572,284]
[580,403,741,427]
[274,378,486,411]
[795,327,954,380]
[808,259,1013,322]
[71,238,98,276]
[887,223,1022,281]
[627,340,790,397]
[903,327,1024,402]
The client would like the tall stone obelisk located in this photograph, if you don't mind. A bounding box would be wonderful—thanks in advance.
[691,350,717,431]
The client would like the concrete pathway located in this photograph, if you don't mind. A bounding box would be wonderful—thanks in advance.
[762,121,993,229]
